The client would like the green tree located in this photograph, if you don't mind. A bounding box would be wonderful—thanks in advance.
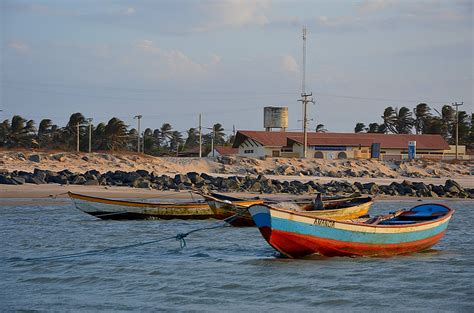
[367,123,386,133]
[354,123,366,133]
[103,118,128,151]
[184,127,199,148]
[382,106,414,134]
[4,115,36,147]
[159,123,173,148]
[63,112,86,149]
[212,123,226,146]
[37,119,53,148]
[169,130,184,152]
[413,103,431,134]
[92,122,107,150]
[315,124,327,133]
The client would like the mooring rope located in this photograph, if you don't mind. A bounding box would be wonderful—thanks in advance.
[19,210,248,262]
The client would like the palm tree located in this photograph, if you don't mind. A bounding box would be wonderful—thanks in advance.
[354,123,366,133]
[0,120,11,146]
[212,123,226,146]
[382,106,414,134]
[5,115,36,147]
[63,112,85,149]
[92,122,107,150]
[367,123,386,133]
[315,124,327,133]
[159,123,173,147]
[169,130,184,152]
[37,119,53,148]
[103,118,128,151]
[184,127,199,148]
[413,103,431,134]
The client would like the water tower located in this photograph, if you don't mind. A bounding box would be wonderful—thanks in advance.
[264,107,288,131]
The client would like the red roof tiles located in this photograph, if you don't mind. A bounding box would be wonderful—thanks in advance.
[233,131,449,150]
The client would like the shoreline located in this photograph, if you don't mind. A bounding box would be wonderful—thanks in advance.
[1,184,472,202]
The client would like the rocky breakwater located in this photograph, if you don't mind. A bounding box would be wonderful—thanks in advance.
[0,169,473,199]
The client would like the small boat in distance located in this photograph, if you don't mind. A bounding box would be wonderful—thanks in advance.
[202,193,374,227]
[249,203,454,258]
[68,191,213,220]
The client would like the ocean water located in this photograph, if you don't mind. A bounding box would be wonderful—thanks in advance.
[0,199,473,312]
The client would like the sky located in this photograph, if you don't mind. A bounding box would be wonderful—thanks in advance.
[1,0,473,137]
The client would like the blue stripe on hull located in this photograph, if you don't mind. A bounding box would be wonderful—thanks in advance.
[271,217,449,245]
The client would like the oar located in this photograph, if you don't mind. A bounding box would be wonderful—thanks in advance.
[366,209,408,225]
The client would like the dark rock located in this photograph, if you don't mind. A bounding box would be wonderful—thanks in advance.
[72,175,87,185]
[0,174,17,185]
[431,185,445,197]
[132,178,151,188]
[363,182,379,195]
[50,175,68,184]
[136,170,150,178]
[99,177,107,186]
[28,154,41,162]
[222,177,240,191]
[248,181,262,192]
[12,176,25,185]
[33,168,47,181]
[354,182,364,192]
[123,172,141,184]
[444,180,462,194]
[82,156,89,162]
[58,169,74,177]
[174,174,190,185]
[84,179,99,186]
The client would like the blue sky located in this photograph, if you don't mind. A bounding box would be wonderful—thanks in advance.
[1,0,472,136]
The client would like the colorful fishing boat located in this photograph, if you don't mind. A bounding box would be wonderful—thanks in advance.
[202,193,373,227]
[248,203,454,258]
[68,192,213,220]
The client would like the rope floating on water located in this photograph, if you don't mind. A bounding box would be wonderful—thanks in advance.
[18,210,247,262]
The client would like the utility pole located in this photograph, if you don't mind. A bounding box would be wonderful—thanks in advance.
[298,93,315,158]
[198,114,202,158]
[86,118,93,153]
[142,132,145,154]
[301,26,307,131]
[452,102,463,160]
[211,126,215,157]
[76,123,80,152]
[297,26,315,158]
[134,115,142,153]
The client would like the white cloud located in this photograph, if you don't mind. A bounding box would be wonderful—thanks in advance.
[123,7,136,15]
[136,40,208,79]
[358,0,396,14]
[193,0,271,32]
[280,55,299,73]
[7,41,30,54]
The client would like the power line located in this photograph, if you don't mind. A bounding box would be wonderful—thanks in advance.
[2,80,454,104]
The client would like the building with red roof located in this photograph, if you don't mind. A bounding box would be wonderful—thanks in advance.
[232,130,459,160]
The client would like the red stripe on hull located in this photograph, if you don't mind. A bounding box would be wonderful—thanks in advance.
[262,228,446,258]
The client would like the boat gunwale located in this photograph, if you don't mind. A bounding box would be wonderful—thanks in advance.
[68,191,209,208]
[255,202,455,229]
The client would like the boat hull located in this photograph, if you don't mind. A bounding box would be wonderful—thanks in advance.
[207,195,373,227]
[249,204,453,258]
[69,192,214,220]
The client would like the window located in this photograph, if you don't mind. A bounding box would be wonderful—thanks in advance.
[337,152,347,159]
[244,149,254,154]
[314,151,324,159]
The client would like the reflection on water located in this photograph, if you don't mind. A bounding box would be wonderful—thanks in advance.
[0,199,473,311]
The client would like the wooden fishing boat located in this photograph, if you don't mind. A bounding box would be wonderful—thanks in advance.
[68,192,213,220]
[201,193,265,226]
[202,193,373,227]
[248,203,454,258]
